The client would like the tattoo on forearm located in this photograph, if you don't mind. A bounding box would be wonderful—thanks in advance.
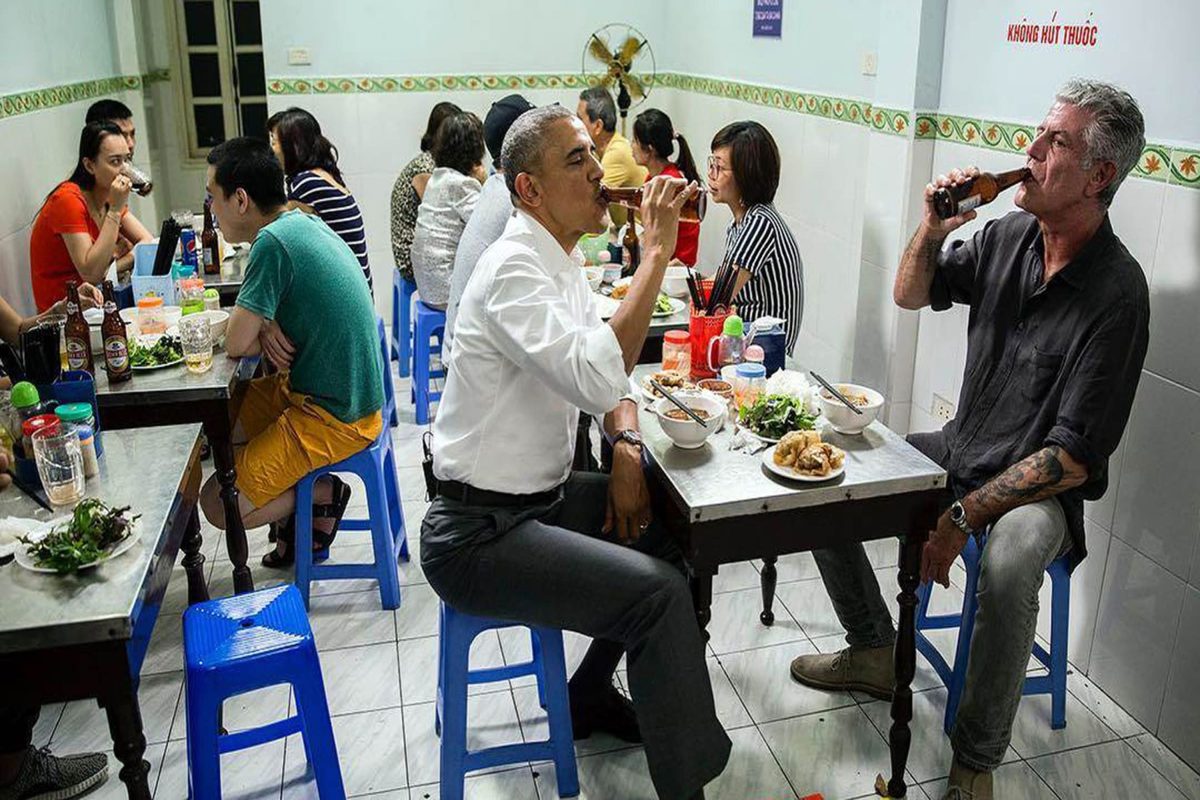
[967,445,1087,525]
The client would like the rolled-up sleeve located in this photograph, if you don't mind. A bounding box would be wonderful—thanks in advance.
[930,221,992,311]
[1045,302,1149,483]
[483,254,628,415]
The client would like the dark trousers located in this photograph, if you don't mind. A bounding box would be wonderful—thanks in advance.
[421,471,731,800]
[0,704,38,753]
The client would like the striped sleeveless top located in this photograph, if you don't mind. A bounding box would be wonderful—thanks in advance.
[287,170,373,293]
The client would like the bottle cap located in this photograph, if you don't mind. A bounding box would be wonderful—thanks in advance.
[10,381,40,410]
[74,424,94,441]
[597,250,612,264]
[722,315,744,337]
[138,295,164,309]
[55,403,94,423]
[745,344,765,362]
[22,415,61,437]
[735,362,766,379]
[664,330,689,345]
[204,288,219,299]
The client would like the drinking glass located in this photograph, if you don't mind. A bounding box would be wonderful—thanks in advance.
[31,426,85,507]
[179,314,213,374]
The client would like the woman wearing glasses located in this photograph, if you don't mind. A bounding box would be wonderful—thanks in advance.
[707,121,804,352]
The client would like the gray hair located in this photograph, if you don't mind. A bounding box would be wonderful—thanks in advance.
[579,87,617,133]
[501,104,576,198]
[1054,79,1145,206]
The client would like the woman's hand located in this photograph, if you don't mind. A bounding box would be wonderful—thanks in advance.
[109,174,133,211]
[79,283,103,309]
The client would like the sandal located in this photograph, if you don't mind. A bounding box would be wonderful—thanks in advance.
[261,477,352,569]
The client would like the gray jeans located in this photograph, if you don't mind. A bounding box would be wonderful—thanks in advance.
[421,471,731,799]
[814,438,1068,771]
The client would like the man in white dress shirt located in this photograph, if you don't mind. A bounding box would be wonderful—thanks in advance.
[421,105,729,800]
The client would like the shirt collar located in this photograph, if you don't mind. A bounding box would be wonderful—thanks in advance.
[512,209,581,275]
[1029,214,1116,290]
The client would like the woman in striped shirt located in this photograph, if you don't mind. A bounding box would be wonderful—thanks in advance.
[708,121,804,352]
[268,107,373,294]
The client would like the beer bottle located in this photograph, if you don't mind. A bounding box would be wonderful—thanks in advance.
[600,184,706,222]
[63,281,94,373]
[932,167,1032,219]
[201,199,221,275]
[622,221,640,276]
[100,281,132,383]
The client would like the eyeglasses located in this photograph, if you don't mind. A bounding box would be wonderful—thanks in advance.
[707,156,728,178]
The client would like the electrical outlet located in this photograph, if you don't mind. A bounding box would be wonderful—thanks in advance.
[861,52,878,76]
[287,47,311,66]
[932,393,955,422]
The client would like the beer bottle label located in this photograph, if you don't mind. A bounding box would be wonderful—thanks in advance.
[66,339,89,370]
[66,300,79,315]
[105,338,130,370]
[958,195,984,214]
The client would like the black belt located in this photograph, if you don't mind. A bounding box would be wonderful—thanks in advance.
[435,479,561,508]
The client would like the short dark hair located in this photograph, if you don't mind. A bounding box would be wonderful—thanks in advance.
[579,88,617,133]
[501,105,575,199]
[432,112,484,176]
[421,101,462,152]
[207,137,287,210]
[85,99,133,124]
[710,121,780,206]
[266,106,345,185]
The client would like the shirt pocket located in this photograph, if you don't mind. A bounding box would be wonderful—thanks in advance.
[1020,346,1064,402]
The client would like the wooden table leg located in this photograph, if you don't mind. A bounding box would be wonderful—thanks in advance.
[207,428,253,594]
[102,683,151,800]
[180,506,209,606]
[691,569,714,642]
[885,533,924,798]
[760,555,778,625]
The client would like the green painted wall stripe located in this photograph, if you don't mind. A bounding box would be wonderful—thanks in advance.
[0,71,170,121]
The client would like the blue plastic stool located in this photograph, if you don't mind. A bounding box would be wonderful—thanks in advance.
[435,604,579,800]
[916,531,1072,734]
[392,271,417,376]
[376,316,398,428]
[413,300,446,425]
[183,585,344,800]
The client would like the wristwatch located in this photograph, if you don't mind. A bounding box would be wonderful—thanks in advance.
[614,429,643,450]
[948,500,973,536]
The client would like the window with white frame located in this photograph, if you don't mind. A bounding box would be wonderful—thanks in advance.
[175,0,266,158]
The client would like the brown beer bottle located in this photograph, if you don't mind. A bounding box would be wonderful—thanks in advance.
[63,281,94,373]
[600,184,707,222]
[933,168,1032,219]
[201,199,221,275]
[100,281,132,383]
[621,220,640,276]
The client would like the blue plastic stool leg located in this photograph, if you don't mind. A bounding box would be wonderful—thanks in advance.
[414,313,432,426]
[293,645,347,799]
[438,616,471,800]
[184,676,223,800]
[391,273,401,363]
[396,274,414,377]
[943,539,981,736]
[1048,560,1070,730]
[535,628,580,798]
[383,443,410,562]
[368,460,402,610]
[531,630,548,710]
[294,476,316,609]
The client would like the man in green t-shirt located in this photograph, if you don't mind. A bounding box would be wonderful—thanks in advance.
[199,137,383,567]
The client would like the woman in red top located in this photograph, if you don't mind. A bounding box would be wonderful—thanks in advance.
[631,108,702,266]
[29,121,152,311]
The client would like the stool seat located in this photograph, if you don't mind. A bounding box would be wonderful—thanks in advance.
[183,585,345,799]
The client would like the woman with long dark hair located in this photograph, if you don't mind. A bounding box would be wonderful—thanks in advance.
[632,109,701,265]
[390,101,462,282]
[29,121,153,311]
[268,107,373,292]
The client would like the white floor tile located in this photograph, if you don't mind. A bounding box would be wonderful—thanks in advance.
[32,703,63,748]
[511,684,635,758]
[1067,671,1147,738]
[614,654,752,733]
[497,628,601,689]
[281,707,407,798]
[706,586,806,654]
[309,588,397,652]
[394,582,442,641]
[1128,733,1200,800]
[140,614,184,676]
[87,743,168,800]
[1030,739,1188,800]
[719,640,855,724]
[533,746,654,799]
[920,759,1057,800]
[760,704,894,800]
[1008,691,1119,759]
[320,642,401,717]
[52,672,181,754]
[170,683,292,742]
[307,542,399,597]
[711,560,764,594]
[398,632,507,706]
[774,577,850,641]
[401,693,523,787]
[755,551,821,583]
[707,725,794,800]
[410,766,540,799]
[156,735,285,800]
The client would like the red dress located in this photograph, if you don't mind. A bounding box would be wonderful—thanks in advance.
[646,164,699,266]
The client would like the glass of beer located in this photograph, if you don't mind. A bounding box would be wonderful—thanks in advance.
[31,426,86,507]
[179,314,213,374]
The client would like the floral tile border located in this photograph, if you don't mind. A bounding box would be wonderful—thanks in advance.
[915,112,1197,189]
[268,72,607,97]
[0,71,169,120]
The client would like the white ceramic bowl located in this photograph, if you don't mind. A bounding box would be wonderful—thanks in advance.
[662,266,692,299]
[602,264,622,285]
[653,391,727,449]
[118,305,182,337]
[584,266,604,292]
[167,309,230,341]
[816,382,884,434]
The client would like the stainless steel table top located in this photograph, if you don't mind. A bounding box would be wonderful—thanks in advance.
[206,247,248,291]
[631,364,946,523]
[0,424,203,653]
[648,305,689,334]
[93,353,256,406]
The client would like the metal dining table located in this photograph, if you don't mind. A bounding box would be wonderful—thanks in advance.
[93,354,260,595]
[0,424,206,800]
[206,247,248,308]
[631,363,946,799]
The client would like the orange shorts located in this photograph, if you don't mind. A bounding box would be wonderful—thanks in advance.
[235,373,382,509]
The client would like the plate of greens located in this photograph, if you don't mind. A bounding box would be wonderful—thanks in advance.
[652,295,685,317]
[15,499,140,574]
[738,393,819,442]
[129,334,184,370]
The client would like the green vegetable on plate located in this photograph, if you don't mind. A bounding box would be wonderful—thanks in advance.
[129,334,183,367]
[738,393,818,440]
[20,498,139,574]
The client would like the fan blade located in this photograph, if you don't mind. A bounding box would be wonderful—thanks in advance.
[625,74,646,100]
[618,35,644,65]
[588,35,613,65]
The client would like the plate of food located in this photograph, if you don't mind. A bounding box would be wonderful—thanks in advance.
[737,393,819,443]
[606,282,683,318]
[640,370,697,402]
[14,499,141,574]
[129,334,184,370]
[762,431,846,482]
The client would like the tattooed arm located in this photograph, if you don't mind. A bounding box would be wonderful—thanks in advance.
[893,166,982,310]
[960,445,1089,530]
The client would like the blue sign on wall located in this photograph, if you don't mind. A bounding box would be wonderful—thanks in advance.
[753,0,783,38]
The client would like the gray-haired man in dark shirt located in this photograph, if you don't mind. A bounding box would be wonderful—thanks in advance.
[790,80,1149,800]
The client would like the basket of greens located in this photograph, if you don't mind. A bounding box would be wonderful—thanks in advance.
[16,499,141,574]
[738,393,818,441]
[129,334,184,370]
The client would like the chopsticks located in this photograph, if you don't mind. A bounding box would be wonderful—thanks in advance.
[705,261,738,315]
[809,371,864,416]
[685,268,703,308]
[3,469,54,513]
[650,379,709,428]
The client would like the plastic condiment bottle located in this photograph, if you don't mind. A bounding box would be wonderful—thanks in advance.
[733,362,766,411]
[10,382,44,421]
[714,314,746,370]
[137,295,167,335]
[745,344,765,365]
[662,330,690,374]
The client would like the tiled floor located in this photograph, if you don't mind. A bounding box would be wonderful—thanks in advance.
[44,366,1200,800]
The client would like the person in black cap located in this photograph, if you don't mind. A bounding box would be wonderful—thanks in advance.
[444,93,535,348]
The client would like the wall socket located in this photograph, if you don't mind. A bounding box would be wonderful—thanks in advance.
[287,47,311,66]
[932,393,956,422]
[861,52,878,76]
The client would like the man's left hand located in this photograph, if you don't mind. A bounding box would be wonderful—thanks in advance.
[921,510,969,587]
[260,320,296,370]
[604,440,652,544]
